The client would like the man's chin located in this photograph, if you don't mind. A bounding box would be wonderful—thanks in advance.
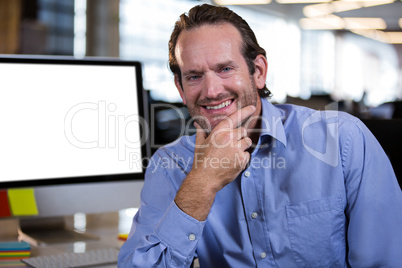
[197,122,215,134]
[193,115,223,132]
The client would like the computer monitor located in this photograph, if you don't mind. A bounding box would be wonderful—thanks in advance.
[0,55,150,245]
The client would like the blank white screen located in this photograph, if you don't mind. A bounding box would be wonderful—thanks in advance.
[0,62,143,183]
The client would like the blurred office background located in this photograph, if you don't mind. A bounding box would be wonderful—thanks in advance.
[1,0,402,158]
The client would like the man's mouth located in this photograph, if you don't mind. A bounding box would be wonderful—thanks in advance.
[205,100,233,110]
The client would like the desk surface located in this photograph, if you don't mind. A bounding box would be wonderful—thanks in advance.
[0,210,133,267]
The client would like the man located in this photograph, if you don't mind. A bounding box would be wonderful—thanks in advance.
[118,4,402,267]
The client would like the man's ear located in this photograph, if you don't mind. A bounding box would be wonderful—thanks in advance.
[174,74,187,105]
[253,55,268,90]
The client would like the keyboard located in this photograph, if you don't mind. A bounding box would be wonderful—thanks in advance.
[21,247,120,268]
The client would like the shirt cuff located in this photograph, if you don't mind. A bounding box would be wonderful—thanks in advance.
[154,201,205,257]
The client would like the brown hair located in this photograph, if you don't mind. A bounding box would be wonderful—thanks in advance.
[168,4,271,98]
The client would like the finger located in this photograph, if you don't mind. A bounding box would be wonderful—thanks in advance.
[224,127,247,143]
[235,151,251,170]
[242,152,251,169]
[194,121,207,148]
[217,105,256,130]
[235,127,248,141]
[238,136,252,151]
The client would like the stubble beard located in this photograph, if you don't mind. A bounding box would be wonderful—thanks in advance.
[188,78,259,133]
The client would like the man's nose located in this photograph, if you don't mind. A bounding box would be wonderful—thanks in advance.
[202,72,223,99]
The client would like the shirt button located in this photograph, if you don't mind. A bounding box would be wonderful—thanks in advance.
[260,252,267,259]
[188,234,196,241]
[251,212,258,219]
[244,171,251,177]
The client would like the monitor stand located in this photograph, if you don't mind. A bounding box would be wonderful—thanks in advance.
[18,216,98,246]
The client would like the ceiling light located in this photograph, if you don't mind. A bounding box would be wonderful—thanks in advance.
[331,1,363,12]
[299,15,345,29]
[361,0,395,8]
[302,2,362,18]
[303,0,394,18]
[336,0,395,10]
[340,0,395,4]
[383,32,402,44]
[276,0,330,3]
[343,17,386,30]
[350,29,388,42]
[351,29,402,44]
[303,2,363,18]
[214,0,271,5]
[303,3,332,17]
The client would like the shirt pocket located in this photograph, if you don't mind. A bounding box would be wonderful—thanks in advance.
[286,195,346,268]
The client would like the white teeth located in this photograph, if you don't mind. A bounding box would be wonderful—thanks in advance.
[206,100,232,110]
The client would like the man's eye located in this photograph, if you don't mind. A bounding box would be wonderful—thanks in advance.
[221,67,232,72]
[188,75,200,81]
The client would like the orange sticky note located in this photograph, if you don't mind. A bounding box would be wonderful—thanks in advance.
[0,190,12,217]
[7,189,38,216]
[118,233,128,241]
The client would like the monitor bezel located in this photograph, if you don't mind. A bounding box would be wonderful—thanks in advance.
[0,55,149,189]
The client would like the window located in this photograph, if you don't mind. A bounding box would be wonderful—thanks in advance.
[119,0,198,103]
[38,0,75,55]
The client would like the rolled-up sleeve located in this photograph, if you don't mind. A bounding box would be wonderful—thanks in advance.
[155,201,205,257]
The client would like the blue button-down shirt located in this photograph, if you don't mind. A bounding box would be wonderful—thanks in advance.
[118,98,402,267]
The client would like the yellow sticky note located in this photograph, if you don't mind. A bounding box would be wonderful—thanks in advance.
[8,189,38,216]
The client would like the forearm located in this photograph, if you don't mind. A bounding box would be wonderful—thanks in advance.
[174,170,219,221]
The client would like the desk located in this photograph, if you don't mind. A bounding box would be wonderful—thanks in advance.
[0,210,133,268]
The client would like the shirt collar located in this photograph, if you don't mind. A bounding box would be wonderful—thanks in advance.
[259,98,287,147]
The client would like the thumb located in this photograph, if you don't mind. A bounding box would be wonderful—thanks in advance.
[194,121,207,149]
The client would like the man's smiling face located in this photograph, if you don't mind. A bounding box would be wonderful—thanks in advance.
[174,22,262,132]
